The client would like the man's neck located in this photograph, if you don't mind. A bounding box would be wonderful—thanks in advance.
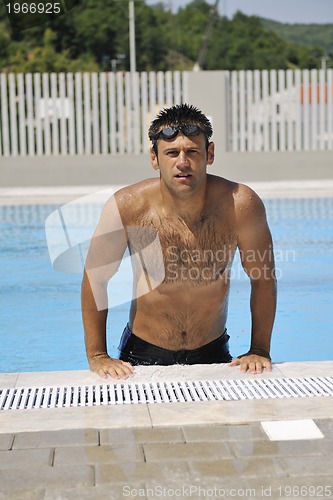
[159,179,208,226]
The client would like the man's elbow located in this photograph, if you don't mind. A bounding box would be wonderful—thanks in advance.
[248,264,276,291]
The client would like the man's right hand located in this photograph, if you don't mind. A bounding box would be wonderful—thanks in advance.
[89,354,135,380]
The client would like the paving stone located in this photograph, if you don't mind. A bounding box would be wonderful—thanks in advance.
[54,444,144,466]
[315,418,333,435]
[0,466,94,492]
[189,457,284,479]
[0,433,14,450]
[280,456,333,477]
[143,442,233,462]
[182,423,266,442]
[12,429,99,449]
[0,412,333,500]
[231,439,325,458]
[0,490,45,500]
[96,462,191,485]
[0,448,53,469]
[313,437,333,457]
[100,426,185,445]
[43,483,146,500]
[0,373,18,388]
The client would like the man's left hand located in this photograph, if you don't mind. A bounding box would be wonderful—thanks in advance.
[229,354,272,374]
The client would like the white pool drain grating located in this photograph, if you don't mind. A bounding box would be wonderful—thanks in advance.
[1,376,333,411]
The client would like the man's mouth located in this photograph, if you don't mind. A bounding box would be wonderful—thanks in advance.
[175,173,191,178]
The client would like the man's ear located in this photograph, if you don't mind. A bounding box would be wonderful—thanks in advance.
[207,142,215,165]
[150,146,159,170]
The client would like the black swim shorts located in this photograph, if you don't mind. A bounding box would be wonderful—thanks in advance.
[118,323,233,366]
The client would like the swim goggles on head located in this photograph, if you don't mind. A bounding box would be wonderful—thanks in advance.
[155,124,207,141]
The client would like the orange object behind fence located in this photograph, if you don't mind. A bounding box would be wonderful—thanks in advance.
[300,84,333,104]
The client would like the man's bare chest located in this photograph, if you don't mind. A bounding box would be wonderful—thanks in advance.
[127,213,236,284]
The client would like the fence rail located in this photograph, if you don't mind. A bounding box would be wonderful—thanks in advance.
[0,69,332,157]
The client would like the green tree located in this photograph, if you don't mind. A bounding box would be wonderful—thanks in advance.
[175,0,212,64]
[7,28,99,72]
[0,30,10,68]
[206,12,289,69]
[134,3,170,71]
[0,0,327,73]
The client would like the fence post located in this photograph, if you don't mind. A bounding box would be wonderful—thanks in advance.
[182,70,228,158]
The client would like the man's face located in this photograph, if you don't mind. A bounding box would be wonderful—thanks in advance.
[150,131,215,196]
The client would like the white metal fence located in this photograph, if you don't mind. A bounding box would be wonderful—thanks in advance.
[228,68,333,153]
[0,71,184,157]
[0,69,332,157]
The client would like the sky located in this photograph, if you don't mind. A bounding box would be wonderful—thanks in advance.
[146,0,333,24]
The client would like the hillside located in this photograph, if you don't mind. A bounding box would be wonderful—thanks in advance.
[260,18,333,57]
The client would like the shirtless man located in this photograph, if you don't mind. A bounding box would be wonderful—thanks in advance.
[82,104,277,379]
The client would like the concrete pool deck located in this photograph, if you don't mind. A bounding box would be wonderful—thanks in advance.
[0,361,333,499]
[0,178,332,498]
[1,178,333,205]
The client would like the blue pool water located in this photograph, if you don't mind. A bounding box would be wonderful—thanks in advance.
[0,197,333,373]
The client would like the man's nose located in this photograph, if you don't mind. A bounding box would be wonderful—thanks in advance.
[176,151,190,168]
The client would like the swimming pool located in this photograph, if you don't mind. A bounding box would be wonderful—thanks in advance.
[1,196,332,373]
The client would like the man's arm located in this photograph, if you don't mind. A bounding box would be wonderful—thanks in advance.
[82,194,134,379]
[230,185,277,374]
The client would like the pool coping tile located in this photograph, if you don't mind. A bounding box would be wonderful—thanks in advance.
[0,373,18,388]
[1,361,333,433]
[0,404,152,434]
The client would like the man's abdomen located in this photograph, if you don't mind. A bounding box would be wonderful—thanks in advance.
[129,280,230,350]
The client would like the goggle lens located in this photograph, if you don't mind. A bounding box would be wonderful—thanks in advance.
[156,125,204,140]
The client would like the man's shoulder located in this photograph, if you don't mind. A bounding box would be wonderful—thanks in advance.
[209,175,265,214]
[208,174,237,191]
[231,182,267,225]
[208,174,251,200]
[112,178,159,223]
[114,178,158,198]
[233,182,264,209]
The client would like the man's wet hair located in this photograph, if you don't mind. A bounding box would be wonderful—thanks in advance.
[148,103,213,154]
